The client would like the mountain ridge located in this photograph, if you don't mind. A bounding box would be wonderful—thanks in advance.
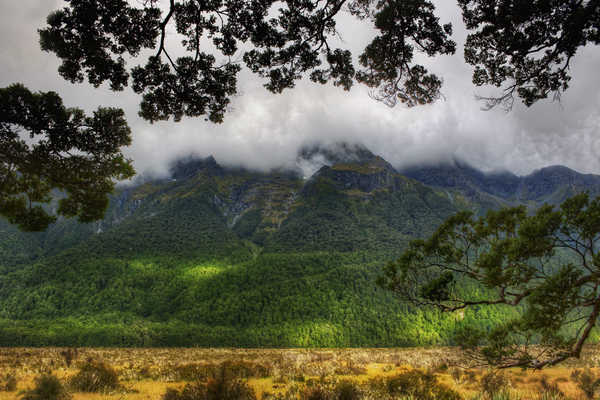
[2,143,600,347]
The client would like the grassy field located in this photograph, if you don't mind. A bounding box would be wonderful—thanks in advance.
[2,347,600,399]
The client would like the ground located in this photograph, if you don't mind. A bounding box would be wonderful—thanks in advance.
[2,347,600,399]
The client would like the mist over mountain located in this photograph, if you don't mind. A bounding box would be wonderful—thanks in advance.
[2,142,600,347]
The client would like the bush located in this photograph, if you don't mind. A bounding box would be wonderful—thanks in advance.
[384,370,461,400]
[3,374,17,391]
[173,363,217,381]
[333,362,366,376]
[571,368,600,399]
[59,349,78,368]
[539,376,565,400]
[450,368,463,384]
[480,371,509,398]
[334,381,361,400]
[220,361,271,379]
[173,361,271,382]
[69,359,120,393]
[301,386,332,400]
[162,369,256,400]
[19,375,71,400]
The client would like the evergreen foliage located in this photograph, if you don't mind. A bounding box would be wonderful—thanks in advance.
[2,153,600,348]
[0,84,134,231]
[381,192,600,368]
[39,1,600,121]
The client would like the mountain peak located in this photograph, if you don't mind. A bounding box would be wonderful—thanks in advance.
[296,142,376,178]
[169,155,223,180]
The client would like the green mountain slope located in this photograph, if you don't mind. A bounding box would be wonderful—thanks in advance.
[0,144,597,347]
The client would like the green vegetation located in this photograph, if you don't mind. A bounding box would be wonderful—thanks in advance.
[1,152,599,348]
[0,84,133,232]
[381,193,600,368]
[0,247,520,346]
[40,0,600,124]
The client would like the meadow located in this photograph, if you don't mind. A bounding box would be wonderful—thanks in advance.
[2,348,600,400]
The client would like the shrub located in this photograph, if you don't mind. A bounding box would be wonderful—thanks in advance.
[138,365,154,379]
[431,362,449,373]
[384,370,461,400]
[450,368,463,384]
[173,361,271,382]
[3,374,17,391]
[463,370,478,384]
[480,371,509,398]
[571,368,600,399]
[59,349,78,368]
[221,361,271,379]
[162,369,256,400]
[301,386,332,400]
[333,362,366,376]
[173,363,217,381]
[334,381,361,400]
[19,375,71,400]
[69,359,120,393]
[539,376,565,400]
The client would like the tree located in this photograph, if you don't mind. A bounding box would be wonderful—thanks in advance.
[5,0,599,231]
[0,84,134,231]
[39,0,600,122]
[379,192,600,369]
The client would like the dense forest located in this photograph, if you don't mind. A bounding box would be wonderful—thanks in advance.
[1,146,598,346]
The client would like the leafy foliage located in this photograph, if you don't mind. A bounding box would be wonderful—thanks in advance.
[39,0,600,121]
[458,0,600,110]
[381,192,600,368]
[0,84,134,231]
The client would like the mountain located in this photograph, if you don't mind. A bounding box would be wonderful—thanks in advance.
[1,144,599,347]
[402,160,600,208]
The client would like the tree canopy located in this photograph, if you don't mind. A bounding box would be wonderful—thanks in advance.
[379,192,600,369]
[3,0,600,230]
[39,0,600,122]
[0,84,134,231]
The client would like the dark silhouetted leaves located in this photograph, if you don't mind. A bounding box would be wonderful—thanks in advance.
[0,84,134,231]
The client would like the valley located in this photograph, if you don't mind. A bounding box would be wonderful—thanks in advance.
[1,144,599,347]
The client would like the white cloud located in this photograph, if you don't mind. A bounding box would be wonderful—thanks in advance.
[1,0,599,178]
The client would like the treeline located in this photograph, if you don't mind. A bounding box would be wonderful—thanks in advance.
[0,250,517,347]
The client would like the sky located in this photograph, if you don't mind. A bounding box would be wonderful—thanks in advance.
[2,1,600,178]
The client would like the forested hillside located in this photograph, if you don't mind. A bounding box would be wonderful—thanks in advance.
[0,144,596,346]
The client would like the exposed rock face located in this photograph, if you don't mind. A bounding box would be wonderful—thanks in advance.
[306,156,399,194]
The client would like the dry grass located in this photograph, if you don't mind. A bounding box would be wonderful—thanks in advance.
[2,347,600,400]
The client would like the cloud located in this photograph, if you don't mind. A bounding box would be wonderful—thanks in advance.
[1,1,600,178]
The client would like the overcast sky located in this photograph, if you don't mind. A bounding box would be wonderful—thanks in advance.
[2,1,600,177]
